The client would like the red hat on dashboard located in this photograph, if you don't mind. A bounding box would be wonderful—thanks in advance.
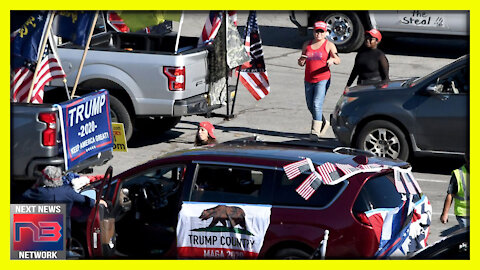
[314,21,328,31]
[365,29,382,42]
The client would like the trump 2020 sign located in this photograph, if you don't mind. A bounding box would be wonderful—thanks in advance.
[55,90,113,170]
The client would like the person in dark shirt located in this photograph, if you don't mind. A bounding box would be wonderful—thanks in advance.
[22,166,107,250]
[345,29,389,91]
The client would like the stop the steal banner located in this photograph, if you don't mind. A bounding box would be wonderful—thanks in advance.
[177,202,271,259]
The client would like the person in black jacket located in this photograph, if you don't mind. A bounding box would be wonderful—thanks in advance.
[22,166,107,250]
[345,29,389,91]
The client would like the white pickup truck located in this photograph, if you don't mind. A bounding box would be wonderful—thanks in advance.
[51,29,211,141]
[290,10,469,52]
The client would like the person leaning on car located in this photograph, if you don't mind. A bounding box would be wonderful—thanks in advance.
[344,29,389,91]
[21,166,108,251]
[440,153,469,228]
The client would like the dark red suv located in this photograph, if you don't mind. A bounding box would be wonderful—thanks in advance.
[83,140,431,259]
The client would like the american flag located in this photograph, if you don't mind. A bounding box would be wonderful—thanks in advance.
[316,162,341,185]
[198,11,223,47]
[283,158,313,180]
[335,163,358,175]
[239,11,270,101]
[11,42,66,104]
[296,172,322,200]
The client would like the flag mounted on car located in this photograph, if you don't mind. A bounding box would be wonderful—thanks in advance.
[296,171,322,200]
[11,11,49,71]
[283,158,314,180]
[11,41,66,104]
[11,12,66,103]
[52,11,96,46]
[198,11,223,47]
[239,11,270,101]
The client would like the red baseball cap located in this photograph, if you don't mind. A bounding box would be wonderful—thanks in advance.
[314,21,328,31]
[365,29,382,42]
[199,121,216,139]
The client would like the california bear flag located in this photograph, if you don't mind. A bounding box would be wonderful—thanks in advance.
[177,202,271,259]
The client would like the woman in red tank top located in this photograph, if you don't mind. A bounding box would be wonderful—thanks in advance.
[298,21,341,140]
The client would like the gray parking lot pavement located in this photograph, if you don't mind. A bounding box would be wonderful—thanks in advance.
[93,11,468,249]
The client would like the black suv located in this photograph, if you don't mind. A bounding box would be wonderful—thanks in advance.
[331,55,468,160]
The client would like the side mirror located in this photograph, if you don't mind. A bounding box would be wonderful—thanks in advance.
[422,84,439,96]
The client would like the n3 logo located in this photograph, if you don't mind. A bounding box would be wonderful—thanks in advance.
[13,214,64,251]
[14,222,62,242]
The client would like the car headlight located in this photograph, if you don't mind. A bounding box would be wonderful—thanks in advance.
[337,95,359,109]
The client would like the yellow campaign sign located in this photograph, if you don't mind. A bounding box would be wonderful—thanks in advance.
[112,122,128,152]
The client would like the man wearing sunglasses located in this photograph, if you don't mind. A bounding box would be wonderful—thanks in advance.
[344,29,390,92]
[298,21,341,141]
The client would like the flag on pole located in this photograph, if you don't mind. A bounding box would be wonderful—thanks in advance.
[52,11,96,46]
[316,162,342,185]
[116,11,182,33]
[226,12,249,69]
[12,11,49,71]
[198,11,223,47]
[283,158,314,180]
[239,11,270,101]
[296,172,322,200]
[11,41,66,103]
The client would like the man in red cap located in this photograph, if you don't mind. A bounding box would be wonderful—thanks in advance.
[298,21,341,141]
[195,121,218,146]
[345,28,390,90]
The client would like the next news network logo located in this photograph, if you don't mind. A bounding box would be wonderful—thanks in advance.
[11,204,67,260]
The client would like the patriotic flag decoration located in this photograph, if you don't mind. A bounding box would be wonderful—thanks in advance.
[198,11,223,47]
[11,42,66,103]
[316,162,342,185]
[52,11,96,46]
[295,172,322,200]
[12,11,48,71]
[283,158,313,180]
[239,11,270,101]
[335,163,359,175]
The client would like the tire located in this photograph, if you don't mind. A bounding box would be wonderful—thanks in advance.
[316,12,364,53]
[109,95,133,141]
[355,120,410,161]
[135,116,181,134]
[273,248,311,259]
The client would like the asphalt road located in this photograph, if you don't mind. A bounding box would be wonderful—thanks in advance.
[92,11,469,250]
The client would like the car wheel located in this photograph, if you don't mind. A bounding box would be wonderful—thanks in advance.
[135,116,181,134]
[109,95,133,141]
[273,248,311,259]
[316,12,364,53]
[355,120,410,160]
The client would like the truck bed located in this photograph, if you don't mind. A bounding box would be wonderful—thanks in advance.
[60,31,201,54]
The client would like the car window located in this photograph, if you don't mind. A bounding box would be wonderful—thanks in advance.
[272,173,347,208]
[120,164,185,198]
[435,66,469,94]
[353,172,403,213]
[190,164,265,204]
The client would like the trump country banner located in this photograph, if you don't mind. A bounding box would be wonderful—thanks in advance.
[177,202,271,259]
[54,90,113,170]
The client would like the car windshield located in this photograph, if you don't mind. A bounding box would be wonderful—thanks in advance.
[409,56,467,87]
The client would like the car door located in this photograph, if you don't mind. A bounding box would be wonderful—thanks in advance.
[413,65,468,152]
[86,166,116,258]
[178,162,274,259]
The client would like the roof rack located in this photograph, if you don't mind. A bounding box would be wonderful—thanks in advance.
[221,136,340,150]
[333,147,375,157]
